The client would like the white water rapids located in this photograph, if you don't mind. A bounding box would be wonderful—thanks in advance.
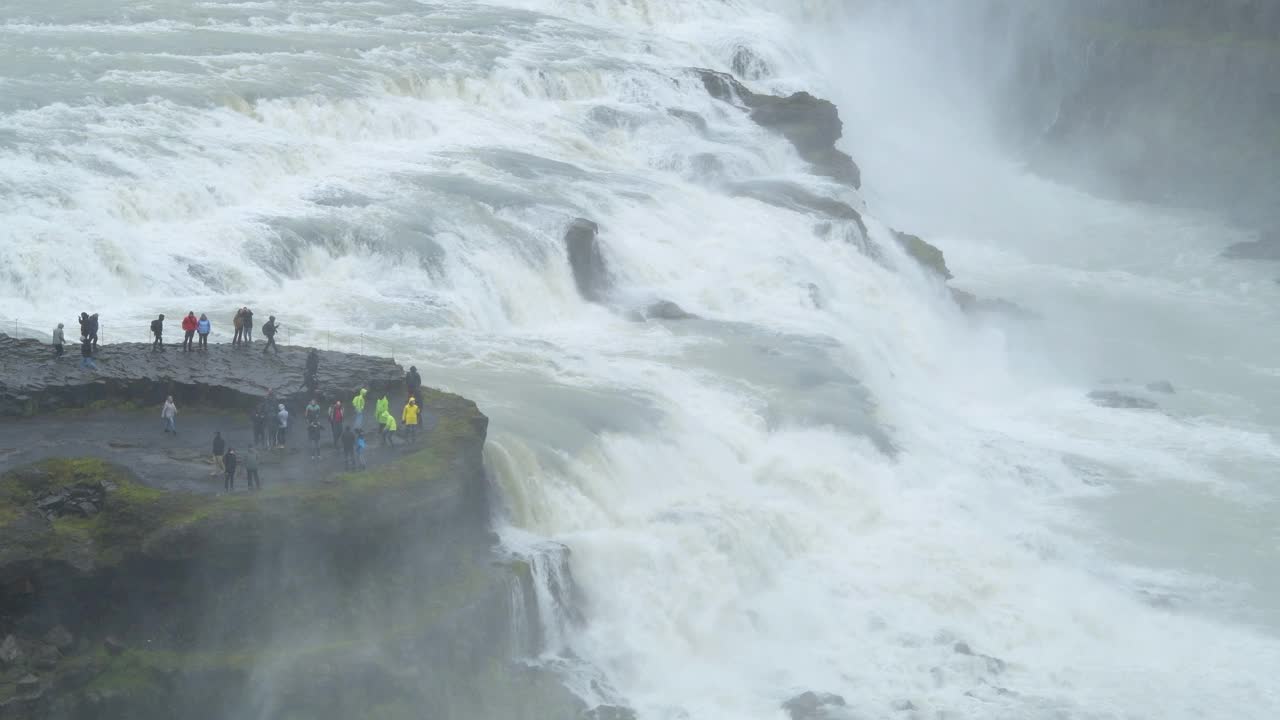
[2,1,1278,718]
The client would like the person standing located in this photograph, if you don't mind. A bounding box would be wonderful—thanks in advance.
[406,365,422,402]
[305,397,322,425]
[401,397,420,443]
[150,314,166,352]
[232,308,244,346]
[301,348,320,393]
[307,418,322,460]
[223,448,238,492]
[251,405,267,447]
[341,427,356,469]
[161,396,178,434]
[181,312,198,352]
[275,404,289,448]
[78,312,89,342]
[52,323,65,359]
[79,334,97,370]
[261,316,279,354]
[328,400,344,448]
[211,431,226,476]
[244,446,261,490]
[351,388,367,430]
[375,394,389,424]
[197,313,211,350]
[243,307,254,344]
[87,313,99,351]
[355,430,367,469]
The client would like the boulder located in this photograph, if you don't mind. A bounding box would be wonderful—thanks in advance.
[1088,390,1158,410]
[782,691,848,720]
[565,218,610,303]
[633,301,697,321]
[892,230,951,279]
[582,705,637,720]
[694,69,861,187]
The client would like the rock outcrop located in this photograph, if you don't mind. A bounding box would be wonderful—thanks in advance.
[1088,390,1159,410]
[891,229,951,280]
[566,217,611,303]
[694,69,861,187]
[782,691,851,720]
[0,345,582,719]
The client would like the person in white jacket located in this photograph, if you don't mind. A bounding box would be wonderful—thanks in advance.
[162,396,178,435]
[275,404,290,448]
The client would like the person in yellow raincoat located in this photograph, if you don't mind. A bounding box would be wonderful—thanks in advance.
[351,388,367,430]
[401,397,420,443]
[378,409,397,447]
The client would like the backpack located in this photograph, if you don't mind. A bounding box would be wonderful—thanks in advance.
[150,319,161,334]
[262,321,275,337]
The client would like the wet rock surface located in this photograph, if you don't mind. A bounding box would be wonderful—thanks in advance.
[695,68,861,187]
[782,691,851,720]
[566,217,611,303]
[1088,390,1160,410]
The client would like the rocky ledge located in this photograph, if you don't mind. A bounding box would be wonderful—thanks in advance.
[0,337,580,720]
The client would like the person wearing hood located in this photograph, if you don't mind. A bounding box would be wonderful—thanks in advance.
[181,312,198,352]
[244,446,261,490]
[52,323,65,359]
[378,409,398,447]
[251,404,267,447]
[261,315,280,354]
[275,404,290,448]
[375,394,389,423]
[87,313,99,351]
[401,397,420,443]
[80,334,97,370]
[150,314,166,352]
[78,312,89,341]
[406,366,422,402]
[351,388,367,430]
[223,447,238,492]
[197,313,211,350]
[161,396,178,434]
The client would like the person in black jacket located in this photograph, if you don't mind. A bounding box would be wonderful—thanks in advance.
[261,316,279,354]
[87,313,99,351]
[211,431,226,476]
[251,406,267,447]
[301,348,319,392]
[223,448,238,492]
[406,365,422,402]
[150,314,166,352]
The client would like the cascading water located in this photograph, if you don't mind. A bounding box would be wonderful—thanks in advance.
[2,1,1278,719]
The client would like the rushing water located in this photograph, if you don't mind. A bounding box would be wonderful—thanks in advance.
[2,1,1279,718]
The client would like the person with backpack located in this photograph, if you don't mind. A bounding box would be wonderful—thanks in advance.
[262,316,280,354]
[52,323,65,359]
[87,313,99,351]
[351,388,367,430]
[244,446,261,490]
[401,397,420,443]
[197,313,211,350]
[406,366,422,402]
[181,312,198,352]
[329,400,344,448]
[150,314,166,352]
[341,427,357,469]
[251,405,267,447]
[211,431,226,476]
[275,403,289,448]
[223,448,238,492]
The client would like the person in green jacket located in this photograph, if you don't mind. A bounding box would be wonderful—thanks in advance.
[351,388,367,430]
[375,395,389,423]
[379,410,397,447]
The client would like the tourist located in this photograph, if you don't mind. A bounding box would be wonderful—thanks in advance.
[375,394,389,426]
[308,418,323,460]
[251,405,267,447]
[261,316,280,354]
[406,365,422,402]
[328,400,344,448]
[87,313,99,351]
[78,312,89,341]
[242,307,254,344]
[378,409,397,447]
[223,448,238,492]
[341,427,356,469]
[232,308,244,346]
[355,430,367,469]
[52,323,65,359]
[244,446,261,490]
[351,388,367,430]
[197,313,211,350]
[181,312,197,352]
[211,431,226,476]
[161,396,178,434]
[275,403,289,448]
[301,349,320,394]
[150,314,165,352]
[79,335,96,370]
[401,397,420,443]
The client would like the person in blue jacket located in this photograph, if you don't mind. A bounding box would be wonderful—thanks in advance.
[197,313,211,350]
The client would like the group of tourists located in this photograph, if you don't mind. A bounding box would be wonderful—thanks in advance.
[49,308,287,363]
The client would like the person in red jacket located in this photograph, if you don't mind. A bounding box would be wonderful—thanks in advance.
[181,311,198,352]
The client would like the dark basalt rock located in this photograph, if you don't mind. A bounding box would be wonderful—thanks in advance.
[782,691,849,720]
[1088,390,1159,410]
[632,300,697,321]
[582,705,638,720]
[891,230,951,280]
[949,289,1037,319]
[1146,380,1176,394]
[694,68,861,187]
[566,218,610,303]
[0,333,403,417]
